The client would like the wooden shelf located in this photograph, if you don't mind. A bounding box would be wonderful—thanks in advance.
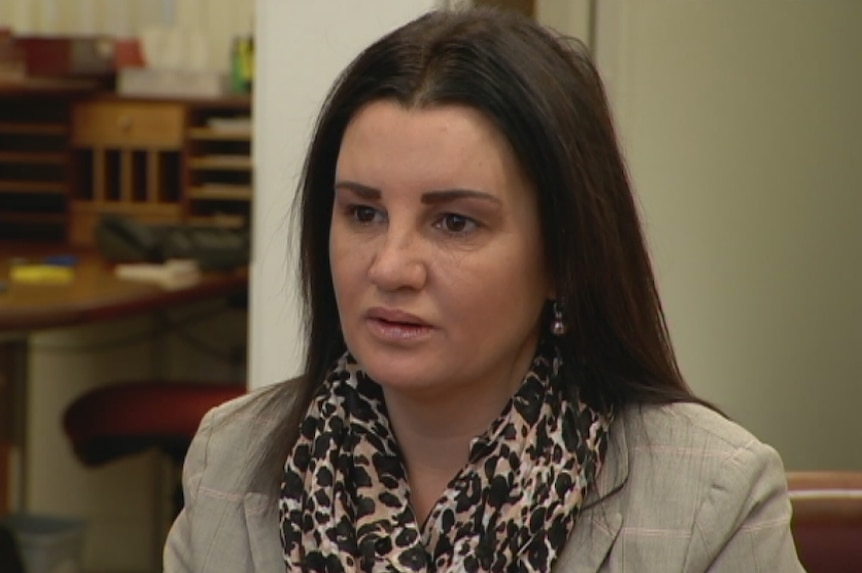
[0,92,75,242]
[189,155,252,170]
[184,102,253,226]
[0,212,67,224]
[0,122,67,136]
[188,127,252,141]
[186,214,246,228]
[188,185,253,201]
[0,152,67,164]
[0,181,67,194]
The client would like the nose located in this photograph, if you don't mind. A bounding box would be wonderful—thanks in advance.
[367,225,427,292]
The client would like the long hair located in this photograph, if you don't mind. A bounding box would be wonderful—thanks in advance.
[258,7,698,489]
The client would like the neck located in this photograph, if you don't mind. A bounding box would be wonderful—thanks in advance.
[385,386,500,471]
[384,386,509,523]
[381,338,540,523]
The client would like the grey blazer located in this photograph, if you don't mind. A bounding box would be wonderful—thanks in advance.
[163,383,806,572]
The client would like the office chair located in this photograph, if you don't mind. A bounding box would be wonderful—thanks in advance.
[787,471,862,573]
[63,380,245,514]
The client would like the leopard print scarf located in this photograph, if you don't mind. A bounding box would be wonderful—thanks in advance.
[279,344,612,572]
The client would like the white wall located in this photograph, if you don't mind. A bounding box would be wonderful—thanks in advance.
[595,0,862,469]
[249,0,443,389]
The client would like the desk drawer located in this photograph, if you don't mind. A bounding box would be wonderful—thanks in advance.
[72,102,185,148]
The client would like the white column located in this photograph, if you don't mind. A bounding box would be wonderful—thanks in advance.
[249,0,442,389]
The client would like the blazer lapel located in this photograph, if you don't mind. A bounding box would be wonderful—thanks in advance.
[243,492,283,573]
[554,509,622,573]
[553,409,630,572]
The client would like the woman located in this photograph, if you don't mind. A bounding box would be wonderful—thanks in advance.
[164,8,805,573]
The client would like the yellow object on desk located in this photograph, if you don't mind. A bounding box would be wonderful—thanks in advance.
[10,264,75,284]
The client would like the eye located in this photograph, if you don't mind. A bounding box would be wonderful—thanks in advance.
[436,213,477,234]
[350,205,382,224]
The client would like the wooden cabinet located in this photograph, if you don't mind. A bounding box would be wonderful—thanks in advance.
[67,96,252,245]
[0,91,252,245]
[72,101,185,148]
[184,100,253,227]
[70,99,186,244]
[0,91,75,242]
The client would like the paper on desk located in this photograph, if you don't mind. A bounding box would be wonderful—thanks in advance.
[114,259,201,290]
[10,265,74,285]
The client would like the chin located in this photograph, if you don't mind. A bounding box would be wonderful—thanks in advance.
[353,352,435,391]
[361,363,427,389]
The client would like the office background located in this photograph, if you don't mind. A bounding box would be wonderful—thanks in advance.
[7,1,860,571]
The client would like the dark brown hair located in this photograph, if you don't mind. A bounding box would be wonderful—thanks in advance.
[256,7,699,490]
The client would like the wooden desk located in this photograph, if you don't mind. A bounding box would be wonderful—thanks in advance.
[0,244,247,514]
[0,245,247,332]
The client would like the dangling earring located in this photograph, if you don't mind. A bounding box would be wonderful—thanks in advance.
[550,300,567,336]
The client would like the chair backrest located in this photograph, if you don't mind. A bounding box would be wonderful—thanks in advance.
[787,471,862,573]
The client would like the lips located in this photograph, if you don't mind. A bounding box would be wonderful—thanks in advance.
[365,307,432,342]
[366,307,429,326]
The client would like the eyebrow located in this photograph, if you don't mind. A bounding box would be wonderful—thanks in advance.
[334,180,502,206]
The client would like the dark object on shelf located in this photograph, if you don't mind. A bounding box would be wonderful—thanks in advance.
[95,214,250,272]
[0,523,24,573]
[15,36,114,79]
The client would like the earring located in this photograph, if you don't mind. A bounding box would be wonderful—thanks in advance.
[550,300,567,336]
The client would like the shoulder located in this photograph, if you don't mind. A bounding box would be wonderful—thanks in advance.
[183,379,301,497]
[204,380,295,432]
[572,402,797,571]
[165,383,301,572]
[560,402,801,570]
[615,401,787,513]
[622,401,768,455]
[199,381,295,448]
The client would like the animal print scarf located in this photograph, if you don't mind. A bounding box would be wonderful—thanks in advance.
[279,344,612,572]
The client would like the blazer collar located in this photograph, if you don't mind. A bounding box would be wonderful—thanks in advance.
[554,407,630,571]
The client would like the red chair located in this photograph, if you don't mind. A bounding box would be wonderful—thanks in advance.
[787,471,862,573]
[64,381,245,513]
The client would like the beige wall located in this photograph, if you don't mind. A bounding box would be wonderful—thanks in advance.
[536,0,591,43]
[0,0,253,72]
[595,0,862,469]
[0,0,163,36]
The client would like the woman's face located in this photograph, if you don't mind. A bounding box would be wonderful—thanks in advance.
[330,100,550,402]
